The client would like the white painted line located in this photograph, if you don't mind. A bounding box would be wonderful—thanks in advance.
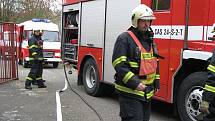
[61,79,68,92]
[56,79,69,121]
[56,91,62,121]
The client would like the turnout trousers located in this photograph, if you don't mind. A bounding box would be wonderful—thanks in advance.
[25,60,43,86]
[118,95,151,121]
[28,60,43,81]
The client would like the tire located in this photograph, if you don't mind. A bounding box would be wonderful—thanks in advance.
[177,72,207,121]
[18,59,22,65]
[82,58,104,96]
[53,62,59,68]
[22,59,28,68]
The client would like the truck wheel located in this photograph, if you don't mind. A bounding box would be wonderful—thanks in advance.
[18,59,22,65]
[53,62,59,68]
[22,59,28,68]
[82,58,103,96]
[177,72,207,121]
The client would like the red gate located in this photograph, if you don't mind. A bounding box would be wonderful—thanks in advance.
[0,22,18,83]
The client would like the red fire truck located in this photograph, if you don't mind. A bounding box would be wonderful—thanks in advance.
[61,0,215,120]
[16,19,61,68]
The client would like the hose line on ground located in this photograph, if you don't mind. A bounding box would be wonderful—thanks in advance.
[56,62,103,121]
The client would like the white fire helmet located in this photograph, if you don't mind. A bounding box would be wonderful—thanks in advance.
[32,26,43,34]
[131,4,156,28]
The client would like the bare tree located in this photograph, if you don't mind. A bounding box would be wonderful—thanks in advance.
[0,0,61,24]
[0,0,18,22]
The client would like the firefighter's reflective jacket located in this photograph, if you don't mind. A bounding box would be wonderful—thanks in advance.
[28,35,44,61]
[203,49,215,103]
[112,26,160,101]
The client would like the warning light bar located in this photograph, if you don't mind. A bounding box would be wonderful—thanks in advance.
[32,18,51,23]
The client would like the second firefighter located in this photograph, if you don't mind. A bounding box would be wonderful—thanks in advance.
[25,28,47,90]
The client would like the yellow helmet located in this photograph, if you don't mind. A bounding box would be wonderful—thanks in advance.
[131,4,156,28]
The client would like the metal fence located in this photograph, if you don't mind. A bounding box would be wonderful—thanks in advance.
[0,22,18,83]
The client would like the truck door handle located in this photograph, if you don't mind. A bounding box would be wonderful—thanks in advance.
[87,43,94,47]
[208,37,215,41]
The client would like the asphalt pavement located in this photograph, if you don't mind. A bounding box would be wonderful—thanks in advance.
[0,64,180,121]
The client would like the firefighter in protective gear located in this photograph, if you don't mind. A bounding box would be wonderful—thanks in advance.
[212,23,215,33]
[199,51,215,120]
[208,23,215,41]
[212,23,215,39]
[25,28,47,90]
[112,4,160,121]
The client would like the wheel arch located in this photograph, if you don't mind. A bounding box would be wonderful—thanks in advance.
[173,58,209,103]
[170,50,212,117]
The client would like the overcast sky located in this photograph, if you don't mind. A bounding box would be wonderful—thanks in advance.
[57,0,62,9]
[51,0,62,10]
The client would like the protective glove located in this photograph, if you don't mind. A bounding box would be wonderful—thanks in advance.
[144,85,153,101]
[154,79,160,93]
[37,40,43,47]
[33,56,39,62]
[154,79,160,89]
[200,101,210,115]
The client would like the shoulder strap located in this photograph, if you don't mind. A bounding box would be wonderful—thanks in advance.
[127,31,146,52]
[128,31,154,53]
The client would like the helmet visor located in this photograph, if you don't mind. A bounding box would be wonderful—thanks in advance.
[139,16,156,20]
[34,30,43,33]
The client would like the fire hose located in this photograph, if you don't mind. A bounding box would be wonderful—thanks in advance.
[56,62,103,121]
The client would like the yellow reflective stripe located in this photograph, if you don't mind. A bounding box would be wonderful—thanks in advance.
[115,84,145,96]
[207,64,215,73]
[141,73,156,85]
[112,56,127,68]
[26,77,33,80]
[129,62,139,68]
[141,78,154,85]
[144,57,156,60]
[32,52,37,56]
[29,58,44,60]
[147,73,156,79]
[141,52,153,59]
[155,74,160,79]
[146,90,154,99]
[204,84,215,93]
[122,71,135,83]
[36,77,42,80]
[29,45,39,49]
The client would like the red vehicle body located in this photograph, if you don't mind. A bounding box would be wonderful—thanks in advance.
[61,0,215,121]
[16,19,61,68]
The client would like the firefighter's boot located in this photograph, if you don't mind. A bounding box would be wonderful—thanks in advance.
[38,80,47,88]
[25,80,32,90]
[32,80,38,85]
